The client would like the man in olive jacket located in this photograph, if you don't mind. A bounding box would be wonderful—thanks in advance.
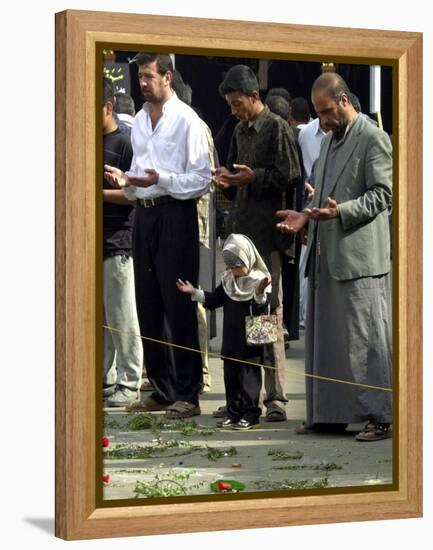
[214,64,300,422]
[277,72,392,441]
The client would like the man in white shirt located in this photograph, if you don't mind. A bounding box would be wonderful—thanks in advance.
[297,117,327,328]
[104,52,211,419]
[298,117,328,178]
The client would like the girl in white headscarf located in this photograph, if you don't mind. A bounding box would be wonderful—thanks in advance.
[177,234,271,430]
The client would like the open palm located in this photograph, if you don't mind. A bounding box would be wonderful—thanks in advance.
[104,164,129,188]
[176,278,196,295]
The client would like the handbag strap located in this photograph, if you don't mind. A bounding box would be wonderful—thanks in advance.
[249,299,270,316]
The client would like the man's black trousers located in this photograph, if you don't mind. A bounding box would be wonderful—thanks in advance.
[133,199,202,405]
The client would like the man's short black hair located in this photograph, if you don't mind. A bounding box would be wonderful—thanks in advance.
[133,52,173,75]
[265,87,292,105]
[291,97,310,123]
[218,64,259,97]
[103,76,115,105]
[114,92,135,116]
[265,95,290,121]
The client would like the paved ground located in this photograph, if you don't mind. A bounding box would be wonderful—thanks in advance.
[102,295,393,501]
[103,247,392,500]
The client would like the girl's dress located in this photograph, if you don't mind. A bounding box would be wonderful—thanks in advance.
[194,233,272,425]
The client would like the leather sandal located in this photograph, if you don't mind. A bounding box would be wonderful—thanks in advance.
[165,401,201,419]
[265,407,287,422]
[355,422,392,441]
[125,396,170,412]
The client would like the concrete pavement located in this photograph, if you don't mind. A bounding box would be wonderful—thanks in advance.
[103,329,393,500]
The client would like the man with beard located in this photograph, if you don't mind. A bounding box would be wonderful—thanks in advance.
[104,53,211,419]
[277,72,393,441]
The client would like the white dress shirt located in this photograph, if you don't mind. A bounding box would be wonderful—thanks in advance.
[298,118,328,177]
[124,93,211,201]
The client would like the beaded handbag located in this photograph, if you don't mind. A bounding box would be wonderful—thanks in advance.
[245,304,278,346]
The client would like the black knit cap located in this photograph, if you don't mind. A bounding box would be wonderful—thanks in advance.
[218,64,259,97]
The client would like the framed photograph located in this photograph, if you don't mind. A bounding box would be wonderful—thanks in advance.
[55,9,422,540]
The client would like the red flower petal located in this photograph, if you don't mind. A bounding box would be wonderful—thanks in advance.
[102,436,110,448]
[217,481,232,491]
[102,474,110,483]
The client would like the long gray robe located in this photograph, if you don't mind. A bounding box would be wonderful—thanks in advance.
[305,235,392,424]
[304,114,392,425]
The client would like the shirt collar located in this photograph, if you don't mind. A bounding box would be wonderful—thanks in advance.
[142,91,179,116]
[314,118,327,136]
[242,105,269,134]
[251,105,269,133]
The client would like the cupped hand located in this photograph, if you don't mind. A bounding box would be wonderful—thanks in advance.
[104,165,129,188]
[275,209,308,234]
[255,276,271,295]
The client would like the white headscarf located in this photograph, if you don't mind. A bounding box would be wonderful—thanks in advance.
[221,234,271,302]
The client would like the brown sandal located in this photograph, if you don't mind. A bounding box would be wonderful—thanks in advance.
[265,407,287,422]
[165,401,201,419]
[125,396,170,412]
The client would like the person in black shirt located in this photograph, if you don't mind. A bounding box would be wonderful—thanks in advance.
[177,234,271,430]
[102,77,143,407]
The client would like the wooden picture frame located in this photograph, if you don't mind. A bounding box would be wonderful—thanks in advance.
[55,9,422,540]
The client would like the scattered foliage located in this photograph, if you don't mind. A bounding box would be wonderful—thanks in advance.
[134,470,205,498]
[273,462,342,471]
[204,446,238,462]
[104,440,199,459]
[125,414,215,437]
[251,478,329,491]
[268,449,304,461]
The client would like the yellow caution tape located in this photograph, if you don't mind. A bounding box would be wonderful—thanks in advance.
[103,325,392,393]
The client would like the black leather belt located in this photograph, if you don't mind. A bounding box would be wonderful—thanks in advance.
[136,196,178,208]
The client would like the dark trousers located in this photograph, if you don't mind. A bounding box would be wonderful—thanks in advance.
[224,357,262,423]
[281,241,301,341]
[133,200,202,405]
